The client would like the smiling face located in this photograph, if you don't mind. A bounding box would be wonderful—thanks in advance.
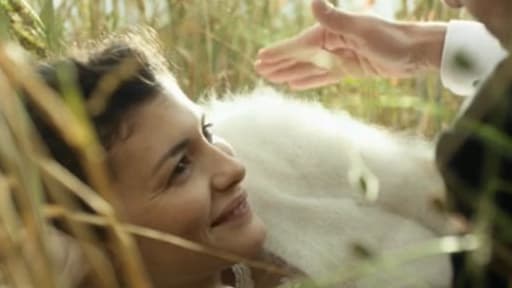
[443,0,512,45]
[108,78,266,287]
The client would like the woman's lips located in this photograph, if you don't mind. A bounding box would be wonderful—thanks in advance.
[211,194,250,227]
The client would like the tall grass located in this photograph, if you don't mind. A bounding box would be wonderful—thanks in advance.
[1,0,466,135]
[0,1,498,288]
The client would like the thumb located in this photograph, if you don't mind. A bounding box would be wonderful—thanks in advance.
[312,0,360,34]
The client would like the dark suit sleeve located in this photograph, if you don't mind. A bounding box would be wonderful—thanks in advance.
[435,57,512,288]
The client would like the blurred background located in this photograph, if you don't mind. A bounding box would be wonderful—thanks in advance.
[0,0,471,137]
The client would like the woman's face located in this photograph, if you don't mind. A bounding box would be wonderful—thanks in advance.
[107,77,266,285]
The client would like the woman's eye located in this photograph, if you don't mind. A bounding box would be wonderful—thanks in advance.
[167,156,191,186]
[202,123,213,143]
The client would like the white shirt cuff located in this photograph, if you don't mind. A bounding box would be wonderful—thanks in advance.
[440,20,508,97]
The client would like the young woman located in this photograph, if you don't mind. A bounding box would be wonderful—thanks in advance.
[28,34,452,288]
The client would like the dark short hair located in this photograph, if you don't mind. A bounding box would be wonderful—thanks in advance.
[25,34,171,220]
[29,35,168,182]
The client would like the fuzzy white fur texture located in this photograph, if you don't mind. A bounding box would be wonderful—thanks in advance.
[204,87,452,288]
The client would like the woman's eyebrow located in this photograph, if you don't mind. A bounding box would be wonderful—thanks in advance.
[152,139,189,174]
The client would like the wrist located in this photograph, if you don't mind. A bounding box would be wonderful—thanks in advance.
[408,23,447,72]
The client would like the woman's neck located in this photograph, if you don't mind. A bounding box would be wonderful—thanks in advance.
[154,272,228,288]
[251,251,305,288]
[81,272,229,288]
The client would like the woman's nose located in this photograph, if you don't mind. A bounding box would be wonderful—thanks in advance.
[210,138,246,192]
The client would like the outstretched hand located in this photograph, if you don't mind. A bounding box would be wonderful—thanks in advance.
[255,0,445,90]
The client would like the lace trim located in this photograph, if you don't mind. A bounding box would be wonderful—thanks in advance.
[232,264,255,288]
[232,263,304,288]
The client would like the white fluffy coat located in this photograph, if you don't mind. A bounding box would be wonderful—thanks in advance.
[205,87,452,288]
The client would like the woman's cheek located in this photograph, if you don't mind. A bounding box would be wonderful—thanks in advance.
[131,184,210,241]
[166,183,213,239]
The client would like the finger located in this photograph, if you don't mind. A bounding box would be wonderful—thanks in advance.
[443,0,465,9]
[312,0,377,38]
[358,55,380,76]
[324,30,347,51]
[257,25,323,63]
[312,0,354,32]
[288,73,341,91]
[265,62,328,83]
[254,58,297,76]
[257,38,301,63]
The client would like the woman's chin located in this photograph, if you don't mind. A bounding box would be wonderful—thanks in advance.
[211,212,267,260]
